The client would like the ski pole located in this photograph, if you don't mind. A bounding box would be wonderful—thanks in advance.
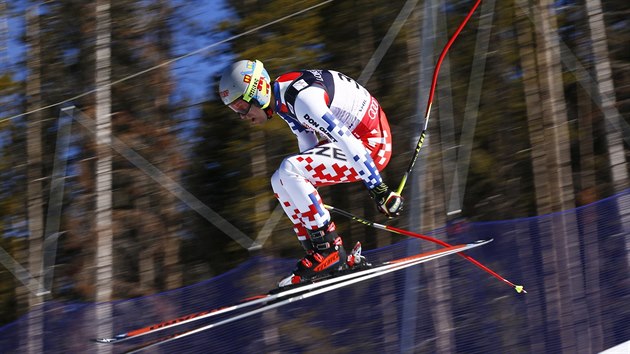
[396,0,482,196]
[324,204,526,293]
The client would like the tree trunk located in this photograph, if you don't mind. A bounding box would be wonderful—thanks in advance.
[584,0,630,273]
[532,0,586,352]
[94,1,113,353]
[249,130,280,349]
[427,5,454,354]
[573,58,605,349]
[514,0,552,214]
[25,6,44,354]
[513,5,549,351]
[425,144,455,354]
[450,0,496,217]
[515,1,560,352]
[137,194,156,295]
[154,0,182,291]
[0,0,8,67]
[585,0,628,193]
[399,6,423,352]
[409,0,457,352]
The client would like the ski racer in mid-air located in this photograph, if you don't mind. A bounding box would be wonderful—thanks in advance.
[218,59,404,287]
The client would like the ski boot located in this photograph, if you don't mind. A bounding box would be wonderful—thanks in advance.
[278,222,347,287]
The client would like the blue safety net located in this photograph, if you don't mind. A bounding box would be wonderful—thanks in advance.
[1,190,629,353]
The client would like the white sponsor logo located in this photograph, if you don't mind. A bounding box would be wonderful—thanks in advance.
[368,98,379,120]
[303,114,338,142]
[293,79,308,90]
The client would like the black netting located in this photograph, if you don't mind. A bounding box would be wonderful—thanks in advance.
[1,190,628,353]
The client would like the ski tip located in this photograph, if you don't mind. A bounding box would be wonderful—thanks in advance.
[472,238,493,245]
[514,285,526,294]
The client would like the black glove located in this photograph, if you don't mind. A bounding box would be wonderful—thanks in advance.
[369,183,404,218]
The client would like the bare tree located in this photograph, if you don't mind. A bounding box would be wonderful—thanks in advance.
[146,0,182,291]
[93,1,113,353]
[583,1,629,348]
[585,0,629,193]
[585,0,630,274]
[513,3,549,352]
[25,5,44,354]
[0,0,8,67]
[423,3,454,353]
[517,0,589,351]
[574,43,605,353]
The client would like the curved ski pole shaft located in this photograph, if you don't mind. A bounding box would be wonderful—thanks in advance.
[397,0,482,196]
[324,204,526,293]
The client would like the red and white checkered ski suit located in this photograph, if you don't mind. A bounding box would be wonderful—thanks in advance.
[271,70,393,243]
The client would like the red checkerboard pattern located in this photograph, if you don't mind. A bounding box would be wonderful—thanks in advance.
[295,156,360,186]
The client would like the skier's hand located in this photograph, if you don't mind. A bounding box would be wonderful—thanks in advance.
[369,183,404,218]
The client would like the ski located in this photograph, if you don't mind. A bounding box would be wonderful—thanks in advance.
[93,241,470,344]
[91,255,382,344]
[93,239,491,352]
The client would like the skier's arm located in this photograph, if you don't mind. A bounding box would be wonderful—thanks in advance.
[296,130,319,152]
[277,111,320,152]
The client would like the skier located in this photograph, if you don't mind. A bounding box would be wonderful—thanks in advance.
[218,59,403,287]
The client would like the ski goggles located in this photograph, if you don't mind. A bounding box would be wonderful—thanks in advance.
[228,60,265,116]
[228,97,254,116]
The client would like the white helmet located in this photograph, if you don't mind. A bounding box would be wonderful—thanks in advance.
[218,59,272,109]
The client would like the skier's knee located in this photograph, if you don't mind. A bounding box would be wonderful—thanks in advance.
[272,158,299,190]
[271,169,282,192]
[277,157,302,178]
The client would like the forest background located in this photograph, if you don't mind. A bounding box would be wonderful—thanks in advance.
[0,0,628,330]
